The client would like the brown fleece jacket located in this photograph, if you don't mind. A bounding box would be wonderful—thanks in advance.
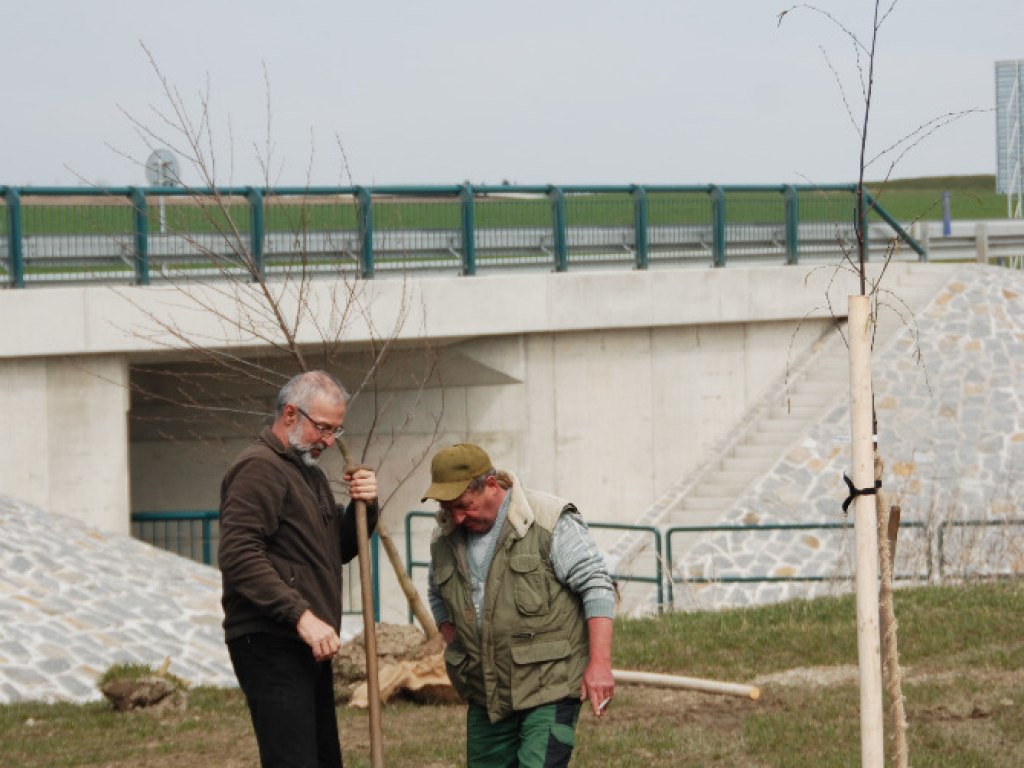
[218,427,377,642]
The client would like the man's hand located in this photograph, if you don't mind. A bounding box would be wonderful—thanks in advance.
[296,609,341,662]
[345,467,378,503]
[439,621,457,645]
[580,616,615,717]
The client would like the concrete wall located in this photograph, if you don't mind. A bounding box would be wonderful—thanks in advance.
[0,355,129,532]
[126,317,832,623]
[0,263,877,623]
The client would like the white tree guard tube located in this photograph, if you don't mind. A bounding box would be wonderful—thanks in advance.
[848,294,885,768]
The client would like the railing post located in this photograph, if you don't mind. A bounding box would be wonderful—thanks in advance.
[710,185,726,267]
[549,186,568,272]
[664,530,675,608]
[247,187,265,280]
[864,192,928,260]
[632,185,649,270]
[4,188,25,288]
[356,186,375,278]
[652,527,663,612]
[459,184,477,275]
[129,187,150,285]
[975,222,990,264]
[784,185,799,265]
[202,515,213,565]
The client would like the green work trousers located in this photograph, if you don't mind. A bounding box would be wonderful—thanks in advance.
[466,698,581,768]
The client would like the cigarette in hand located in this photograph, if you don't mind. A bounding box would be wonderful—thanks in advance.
[598,697,611,712]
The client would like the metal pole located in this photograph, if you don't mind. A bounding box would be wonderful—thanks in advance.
[130,187,150,286]
[5,188,25,288]
[460,184,476,275]
[632,185,649,270]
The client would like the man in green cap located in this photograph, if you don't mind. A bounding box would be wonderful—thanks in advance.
[423,443,615,768]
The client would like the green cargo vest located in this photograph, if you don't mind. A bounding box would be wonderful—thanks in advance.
[430,478,590,723]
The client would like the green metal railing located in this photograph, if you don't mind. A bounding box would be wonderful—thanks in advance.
[0,183,926,288]
[407,513,1019,615]
[403,511,665,622]
[132,510,220,567]
[130,509,381,621]
[664,521,931,606]
[131,509,1019,619]
[936,518,1024,579]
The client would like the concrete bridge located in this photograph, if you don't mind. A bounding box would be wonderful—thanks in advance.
[1,258,1021,621]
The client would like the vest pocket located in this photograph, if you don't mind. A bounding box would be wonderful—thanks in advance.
[509,554,550,615]
[443,643,478,703]
[509,639,570,711]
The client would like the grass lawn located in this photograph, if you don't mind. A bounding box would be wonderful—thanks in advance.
[1,579,1021,767]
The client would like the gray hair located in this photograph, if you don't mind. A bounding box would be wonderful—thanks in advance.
[466,469,512,492]
[275,371,349,415]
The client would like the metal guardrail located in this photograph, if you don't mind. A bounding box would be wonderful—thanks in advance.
[665,521,931,607]
[0,183,927,288]
[131,510,220,567]
[130,509,382,620]
[936,518,1024,579]
[408,513,1020,615]
[132,509,1021,620]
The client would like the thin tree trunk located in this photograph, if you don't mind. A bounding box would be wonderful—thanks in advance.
[876,454,909,768]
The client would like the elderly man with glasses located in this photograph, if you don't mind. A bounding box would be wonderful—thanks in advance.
[218,370,378,768]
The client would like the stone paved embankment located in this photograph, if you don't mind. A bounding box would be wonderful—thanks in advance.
[676,265,1024,608]
[0,495,236,703]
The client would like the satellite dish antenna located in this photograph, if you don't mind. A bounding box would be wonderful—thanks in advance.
[144,149,181,234]
[145,148,180,186]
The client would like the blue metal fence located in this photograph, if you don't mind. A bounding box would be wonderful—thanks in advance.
[131,509,382,621]
[0,183,926,288]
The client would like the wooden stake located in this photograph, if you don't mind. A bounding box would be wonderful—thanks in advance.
[354,499,384,768]
[848,295,885,768]
[887,505,901,572]
[340,440,384,768]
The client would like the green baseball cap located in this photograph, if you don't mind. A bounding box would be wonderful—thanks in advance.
[421,443,494,502]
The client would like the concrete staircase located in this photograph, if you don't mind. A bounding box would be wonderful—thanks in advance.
[609,264,957,610]
[668,265,951,532]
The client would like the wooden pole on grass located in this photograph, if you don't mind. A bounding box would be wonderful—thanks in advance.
[848,295,885,768]
[612,669,761,700]
[340,443,385,768]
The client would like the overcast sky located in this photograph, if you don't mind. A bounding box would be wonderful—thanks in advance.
[4,1,1020,188]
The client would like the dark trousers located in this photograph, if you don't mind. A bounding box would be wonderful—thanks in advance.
[228,633,343,768]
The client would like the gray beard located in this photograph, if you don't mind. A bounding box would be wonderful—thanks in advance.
[288,422,322,466]
[297,449,320,467]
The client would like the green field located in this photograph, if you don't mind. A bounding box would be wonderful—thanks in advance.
[867,174,1006,221]
[1,176,1010,239]
[1,579,1021,767]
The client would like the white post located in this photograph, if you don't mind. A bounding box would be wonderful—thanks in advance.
[848,295,884,768]
[975,222,989,264]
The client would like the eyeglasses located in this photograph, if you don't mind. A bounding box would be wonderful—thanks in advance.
[294,405,346,440]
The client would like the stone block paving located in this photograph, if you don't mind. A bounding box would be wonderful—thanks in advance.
[675,265,1024,609]
[0,495,237,703]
